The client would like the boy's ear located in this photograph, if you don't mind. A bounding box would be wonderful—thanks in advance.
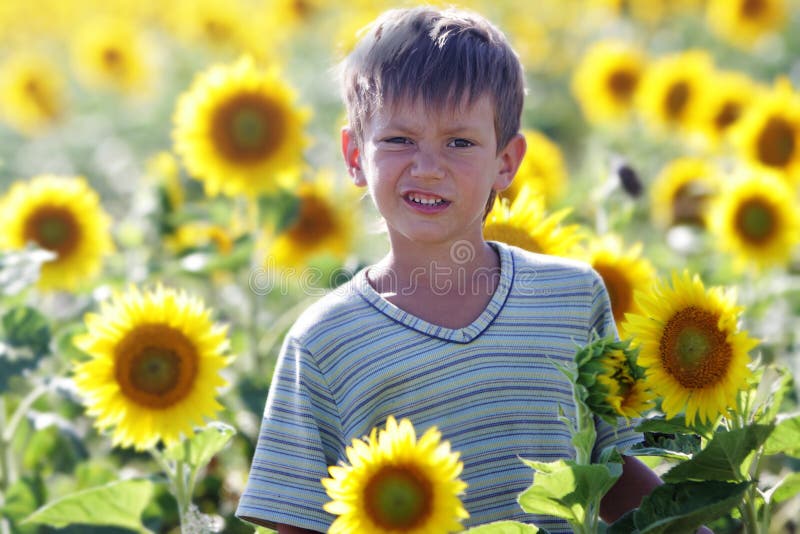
[341,127,366,187]
[493,133,527,191]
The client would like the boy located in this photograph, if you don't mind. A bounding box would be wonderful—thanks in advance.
[237,6,663,533]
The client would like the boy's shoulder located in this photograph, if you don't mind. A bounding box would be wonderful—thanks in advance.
[285,272,370,342]
[500,242,598,281]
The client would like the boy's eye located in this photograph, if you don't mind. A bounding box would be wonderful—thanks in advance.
[384,137,412,144]
[449,138,474,148]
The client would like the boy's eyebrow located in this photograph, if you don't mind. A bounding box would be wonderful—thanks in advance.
[378,117,484,135]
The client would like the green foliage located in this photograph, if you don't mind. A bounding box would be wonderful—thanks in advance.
[0,305,50,392]
[662,425,774,483]
[762,413,800,458]
[0,476,44,533]
[162,422,235,470]
[770,472,800,503]
[518,459,622,526]
[608,481,750,534]
[23,479,155,533]
[465,520,540,533]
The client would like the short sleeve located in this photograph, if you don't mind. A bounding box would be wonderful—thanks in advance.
[587,269,643,460]
[236,336,342,531]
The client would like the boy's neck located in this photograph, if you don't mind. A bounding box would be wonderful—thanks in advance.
[368,238,500,297]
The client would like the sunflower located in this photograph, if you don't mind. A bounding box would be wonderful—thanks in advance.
[582,235,656,337]
[322,416,468,534]
[262,173,355,269]
[576,338,654,422]
[164,0,267,59]
[73,286,231,450]
[731,78,800,182]
[502,13,553,71]
[693,70,761,148]
[0,52,66,136]
[622,271,758,426]
[71,16,152,94]
[706,0,786,47]
[571,39,646,125]
[706,170,800,270]
[484,185,582,257]
[635,50,713,133]
[173,56,309,198]
[501,129,566,207]
[0,175,113,291]
[596,350,654,420]
[650,157,720,228]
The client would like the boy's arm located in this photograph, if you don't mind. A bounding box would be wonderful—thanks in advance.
[599,455,661,522]
[600,456,713,534]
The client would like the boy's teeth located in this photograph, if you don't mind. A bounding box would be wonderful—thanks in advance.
[408,194,445,205]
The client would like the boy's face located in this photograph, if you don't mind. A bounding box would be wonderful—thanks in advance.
[342,94,526,249]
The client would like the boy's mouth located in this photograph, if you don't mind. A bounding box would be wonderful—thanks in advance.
[404,192,450,207]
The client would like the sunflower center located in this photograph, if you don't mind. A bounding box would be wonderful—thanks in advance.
[203,19,232,41]
[607,69,637,102]
[364,465,433,530]
[757,116,795,168]
[23,206,81,257]
[672,181,712,227]
[286,194,336,245]
[593,263,632,324]
[211,93,285,163]
[660,306,732,389]
[24,77,59,118]
[483,223,542,253]
[741,0,766,17]
[115,324,199,408]
[734,197,776,244]
[714,102,741,132]
[665,81,690,120]
[102,48,123,70]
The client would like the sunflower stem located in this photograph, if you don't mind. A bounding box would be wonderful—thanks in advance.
[151,450,194,530]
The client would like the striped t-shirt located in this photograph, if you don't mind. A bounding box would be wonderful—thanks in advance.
[236,241,642,532]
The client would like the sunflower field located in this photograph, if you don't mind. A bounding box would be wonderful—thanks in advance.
[2,0,800,532]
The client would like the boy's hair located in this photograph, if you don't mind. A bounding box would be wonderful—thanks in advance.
[338,6,526,154]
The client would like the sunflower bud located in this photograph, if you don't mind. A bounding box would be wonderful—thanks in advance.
[575,337,654,425]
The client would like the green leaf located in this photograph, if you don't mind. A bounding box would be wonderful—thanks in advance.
[635,416,716,439]
[23,479,155,533]
[465,520,540,533]
[750,366,792,425]
[163,422,235,469]
[518,459,621,525]
[0,305,51,391]
[763,413,800,458]
[662,425,774,483]
[771,472,800,503]
[629,481,750,534]
[0,476,43,523]
[607,510,638,534]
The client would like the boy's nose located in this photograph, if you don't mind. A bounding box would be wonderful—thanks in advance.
[410,148,444,179]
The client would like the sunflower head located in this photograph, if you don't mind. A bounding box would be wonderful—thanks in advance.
[623,271,759,427]
[650,157,720,228]
[73,285,231,450]
[571,39,646,124]
[71,16,152,94]
[575,337,654,423]
[323,416,468,534]
[0,52,66,135]
[706,170,800,271]
[635,50,713,133]
[707,0,787,47]
[261,172,356,270]
[173,56,309,198]
[501,129,567,206]
[582,235,656,337]
[0,175,113,291]
[484,185,583,257]
[731,78,800,181]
